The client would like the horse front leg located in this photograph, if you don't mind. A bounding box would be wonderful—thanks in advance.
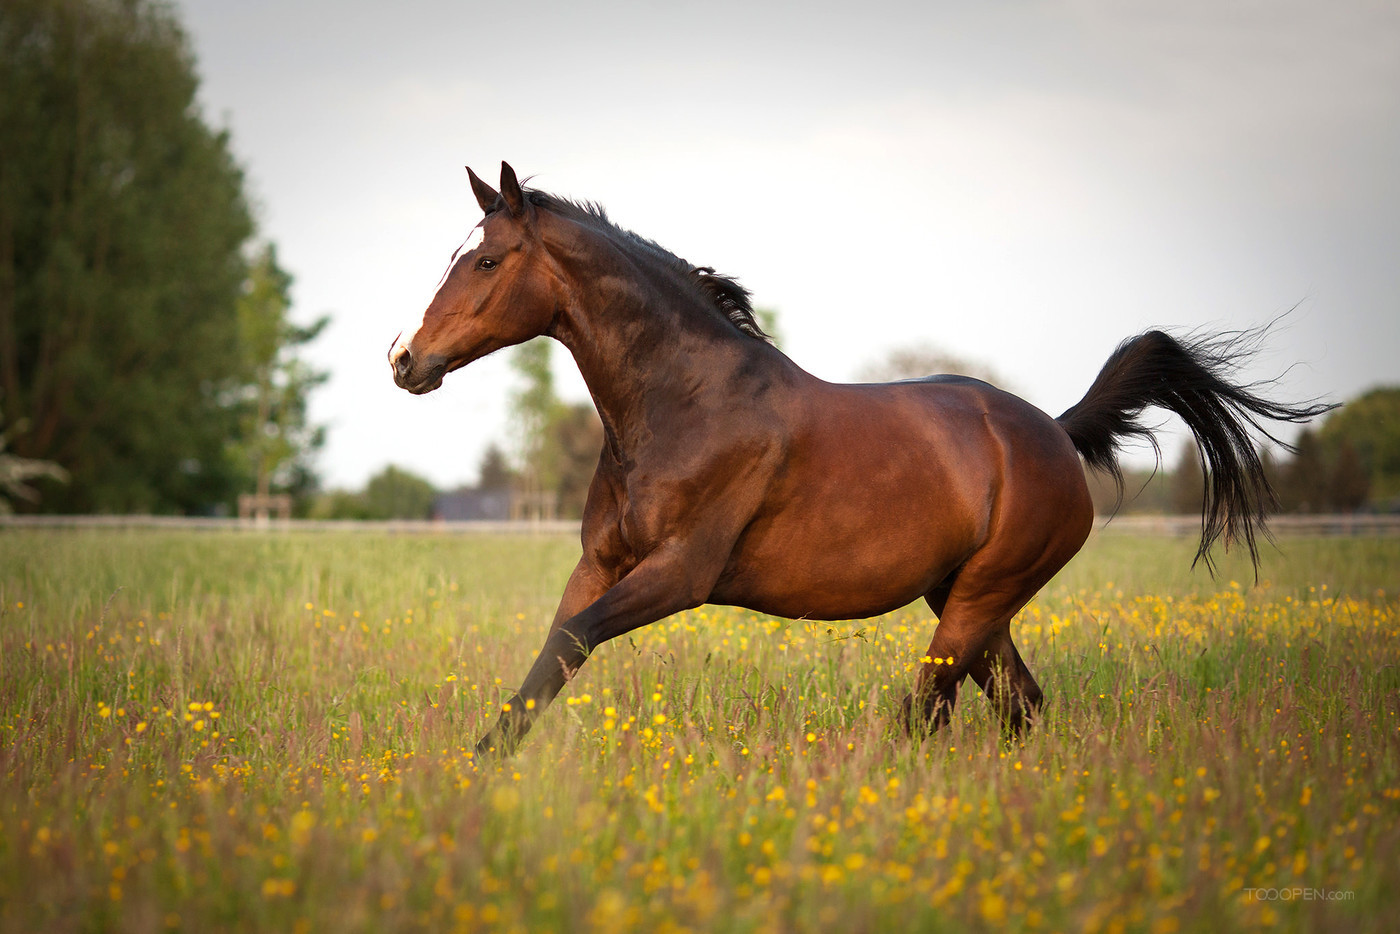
[547,557,612,635]
[473,543,714,757]
[474,557,608,754]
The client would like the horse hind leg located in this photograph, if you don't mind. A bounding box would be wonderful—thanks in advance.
[967,629,1043,734]
[904,590,1044,736]
[904,547,1067,737]
[900,581,960,732]
[902,584,1014,735]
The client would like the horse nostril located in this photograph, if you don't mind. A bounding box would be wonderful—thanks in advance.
[391,345,412,380]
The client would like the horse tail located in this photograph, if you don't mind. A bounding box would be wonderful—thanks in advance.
[1056,327,1336,573]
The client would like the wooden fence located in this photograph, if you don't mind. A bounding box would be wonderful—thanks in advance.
[2,514,1398,536]
[0,515,581,534]
[1094,514,1400,537]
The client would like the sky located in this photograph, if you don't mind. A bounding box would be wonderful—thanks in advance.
[174,0,1400,491]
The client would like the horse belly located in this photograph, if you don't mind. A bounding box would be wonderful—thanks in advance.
[712,562,954,622]
[711,455,984,621]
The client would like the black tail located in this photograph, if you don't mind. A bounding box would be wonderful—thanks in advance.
[1057,328,1336,573]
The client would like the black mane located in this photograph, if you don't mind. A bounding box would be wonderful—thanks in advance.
[524,190,771,343]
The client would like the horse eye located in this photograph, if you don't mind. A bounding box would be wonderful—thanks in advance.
[477,257,498,271]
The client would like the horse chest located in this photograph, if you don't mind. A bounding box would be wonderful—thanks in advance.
[580,467,672,582]
[583,449,768,585]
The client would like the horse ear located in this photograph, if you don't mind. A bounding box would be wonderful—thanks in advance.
[499,161,526,216]
[467,166,498,213]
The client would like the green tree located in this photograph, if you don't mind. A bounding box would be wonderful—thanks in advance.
[1318,386,1400,507]
[0,0,318,513]
[1277,429,1330,513]
[509,339,561,495]
[551,402,604,517]
[308,488,372,521]
[507,340,603,518]
[231,244,328,503]
[362,465,436,520]
[1327,440,1370,513]
[476,443,515,491]
[754,307,783,348]
[1083,464,1172,516]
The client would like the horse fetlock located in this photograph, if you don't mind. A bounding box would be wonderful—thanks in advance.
[900,687,955,737]
[474,704,535,760]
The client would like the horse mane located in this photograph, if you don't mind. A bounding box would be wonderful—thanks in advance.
[524,190,771,343]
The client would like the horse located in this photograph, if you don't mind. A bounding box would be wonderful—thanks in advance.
[389,162,1333,756]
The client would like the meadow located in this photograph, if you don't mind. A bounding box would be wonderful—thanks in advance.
[1,528,1396,933]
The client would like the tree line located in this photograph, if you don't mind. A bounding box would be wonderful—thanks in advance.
[1085,386,1399,516]
[1,0,324,515]
[862,344,1399,517]
[5,0,1392,521]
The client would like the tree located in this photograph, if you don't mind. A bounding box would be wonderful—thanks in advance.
[551,402,604,517]
[307,488,373,521]
[230,244,328,503]
[509,339,560,496]
[1083,464,1172,516]
[754,307,783,348]
[1170,440,1205,517]
[0,0,320,513]
[1277,429,1330,513]
[507,339,603,518]
[1328,440,1370,513]
[855,342,1004,386]
[1318,386,1400,507]
[363,465,436,520]
[1259,445,1285,513]
[476,443,515,491]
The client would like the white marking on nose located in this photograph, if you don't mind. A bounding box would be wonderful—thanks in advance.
[390,323,419,369]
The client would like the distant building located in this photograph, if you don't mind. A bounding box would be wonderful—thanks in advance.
[432,488,511,522]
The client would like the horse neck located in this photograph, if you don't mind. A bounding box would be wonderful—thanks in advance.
[542,225,758,449]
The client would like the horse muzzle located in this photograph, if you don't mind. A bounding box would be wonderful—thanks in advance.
[389,341,447,394]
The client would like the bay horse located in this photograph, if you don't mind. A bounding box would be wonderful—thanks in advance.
[390,162,1332,756]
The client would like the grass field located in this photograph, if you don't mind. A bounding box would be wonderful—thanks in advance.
[1,529,1397,932]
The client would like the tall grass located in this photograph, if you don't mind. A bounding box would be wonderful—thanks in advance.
[1,529,1396,932]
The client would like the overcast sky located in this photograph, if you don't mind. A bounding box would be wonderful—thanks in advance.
[175,0,1400,490]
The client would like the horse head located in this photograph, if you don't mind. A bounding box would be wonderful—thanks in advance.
[389,162,560,394]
